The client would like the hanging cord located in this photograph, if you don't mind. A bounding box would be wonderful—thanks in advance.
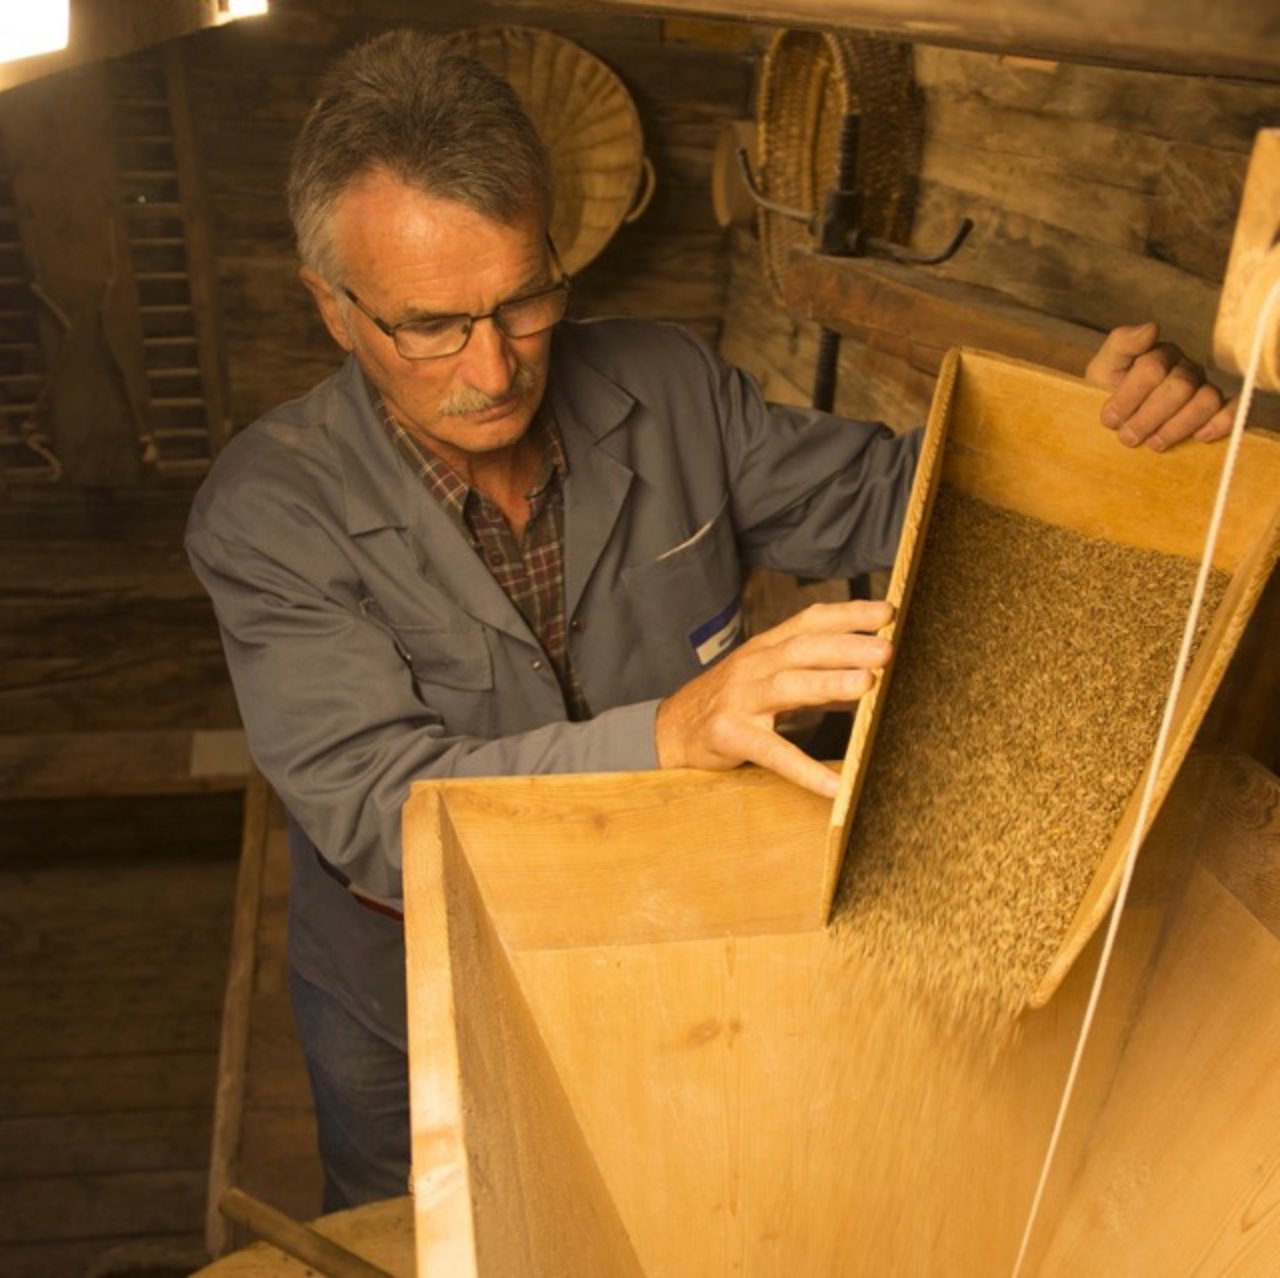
[1010,273,1280,1278]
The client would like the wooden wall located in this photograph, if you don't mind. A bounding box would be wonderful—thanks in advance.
[179,0,753,432]
[721,42,1280,428]
[719,39,1280,768]
[2,7,1276,743]
[0,1,751,754]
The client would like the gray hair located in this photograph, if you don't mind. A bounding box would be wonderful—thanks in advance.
[287,28,554,281]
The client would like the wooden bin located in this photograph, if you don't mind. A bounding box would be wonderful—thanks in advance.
[403,352,1280,1277]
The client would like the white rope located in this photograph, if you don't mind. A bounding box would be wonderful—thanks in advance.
[1010,273,1280,1278]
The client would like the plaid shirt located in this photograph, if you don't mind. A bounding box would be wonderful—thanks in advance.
[378,398,590,721]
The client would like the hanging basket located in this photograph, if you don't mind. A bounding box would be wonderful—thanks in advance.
[438,25,655,275]
[755,30,924,303]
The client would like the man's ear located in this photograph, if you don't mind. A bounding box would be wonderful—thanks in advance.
[300,266,356,353]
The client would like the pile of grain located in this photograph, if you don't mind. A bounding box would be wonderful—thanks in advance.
[832,487,1227,1026]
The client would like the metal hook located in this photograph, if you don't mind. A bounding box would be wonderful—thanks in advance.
[734,146,973,269]
[864,218,975,267]
[735,148,814,228]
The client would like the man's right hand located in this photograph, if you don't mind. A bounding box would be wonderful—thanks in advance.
[654,599,895,800]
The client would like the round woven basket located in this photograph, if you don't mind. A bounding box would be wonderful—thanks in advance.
[438,26,654,275]
[755,30,923,303]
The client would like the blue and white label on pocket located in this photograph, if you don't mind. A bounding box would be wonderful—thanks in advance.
[689,596,743,667]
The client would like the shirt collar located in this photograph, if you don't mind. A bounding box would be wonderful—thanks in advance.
[373,385,569,526]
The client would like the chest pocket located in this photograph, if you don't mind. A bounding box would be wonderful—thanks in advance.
[359,598,493,691]
[621,497,742,674]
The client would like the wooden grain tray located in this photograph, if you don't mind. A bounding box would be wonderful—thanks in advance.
[827,348,1280,1007]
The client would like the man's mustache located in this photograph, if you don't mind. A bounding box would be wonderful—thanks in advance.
[439,362,538,416]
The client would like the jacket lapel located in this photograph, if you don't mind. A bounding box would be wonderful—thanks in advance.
[332,358,538,645]
[331,336,639,643]
[548,337,636,623]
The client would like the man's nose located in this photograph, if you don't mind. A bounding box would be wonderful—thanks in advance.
[459,316,517,399]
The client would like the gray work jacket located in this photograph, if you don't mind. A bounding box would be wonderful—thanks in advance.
[187,318,921,1040]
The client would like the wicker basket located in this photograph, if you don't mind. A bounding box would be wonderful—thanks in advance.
[756,30,923,303]
[439,26,654,275]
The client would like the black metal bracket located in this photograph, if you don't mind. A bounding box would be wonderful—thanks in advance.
[735,145,973,268]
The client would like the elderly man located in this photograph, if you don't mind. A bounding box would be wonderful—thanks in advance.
[187,29,1234,1210]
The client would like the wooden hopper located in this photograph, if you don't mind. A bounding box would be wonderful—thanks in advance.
[403,353,1280,1276]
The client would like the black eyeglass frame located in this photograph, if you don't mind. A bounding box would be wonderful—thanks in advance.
[341,236,571,361]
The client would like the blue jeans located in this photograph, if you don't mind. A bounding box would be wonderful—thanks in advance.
[290,968,411,1211]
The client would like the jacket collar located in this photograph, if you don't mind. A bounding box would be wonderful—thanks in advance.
[330,326,639,637]
[332,358,415,537]
[545,326,637,620]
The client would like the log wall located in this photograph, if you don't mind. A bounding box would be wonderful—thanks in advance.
[721,43,1280,427]
[0,1,751,750]
[718,39,1280,768]
[180,0,752,432]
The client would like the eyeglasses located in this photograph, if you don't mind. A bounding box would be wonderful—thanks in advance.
[342,239,571,361]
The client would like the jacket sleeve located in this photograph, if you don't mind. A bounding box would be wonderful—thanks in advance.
[186,513,658,902]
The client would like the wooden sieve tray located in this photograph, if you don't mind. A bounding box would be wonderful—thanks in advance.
[825,347,1280,1008]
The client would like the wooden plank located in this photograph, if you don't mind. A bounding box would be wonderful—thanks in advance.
[206,782,322,1253]
[0,1052,217,1119]
[1197,753,1280,937]
[206,775,269,1257]
[0,730,250,799]
[0,791,244,859]
[0,984,224,1060]
[0,601,239,735]
[191,1197,414,1278]
[0,536,210,596]
[0,1232,206,1278]
[412,767,834,952]
[824,342,949,897]
[0,908,233,989]
[0,64,147,486]
[0,1108,212,1178]
[1038,865,1280,1274]
[719,229,937,424]
[913,45,1280,151]
[1214,128,1280,390]
[0,0,224,95]
[163,41,234,457]
[405,793,647,1278]
[920,130,1157,255]
[592,0,1280,81]
[783,250,1105,378]
[0,788,239,1273]
[0,1168,207,1243]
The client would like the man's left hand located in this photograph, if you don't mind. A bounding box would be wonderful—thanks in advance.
[1085,321,1236,452]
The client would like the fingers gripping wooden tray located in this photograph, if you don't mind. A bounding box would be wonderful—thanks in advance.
[402,350,1280,1277]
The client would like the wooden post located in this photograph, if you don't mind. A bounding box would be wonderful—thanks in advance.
[0,65,145,486]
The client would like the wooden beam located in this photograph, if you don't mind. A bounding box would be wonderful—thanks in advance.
[782,248,1280,429]
[0,65,145,486]
[783,248,1103,377]
[162,41,234,458]
[0,729,251,798]
[0,1,229,96]
[591,0,1280,82]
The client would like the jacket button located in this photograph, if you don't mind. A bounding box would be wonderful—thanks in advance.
[570,618,583,632]
[530,658,544,671]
